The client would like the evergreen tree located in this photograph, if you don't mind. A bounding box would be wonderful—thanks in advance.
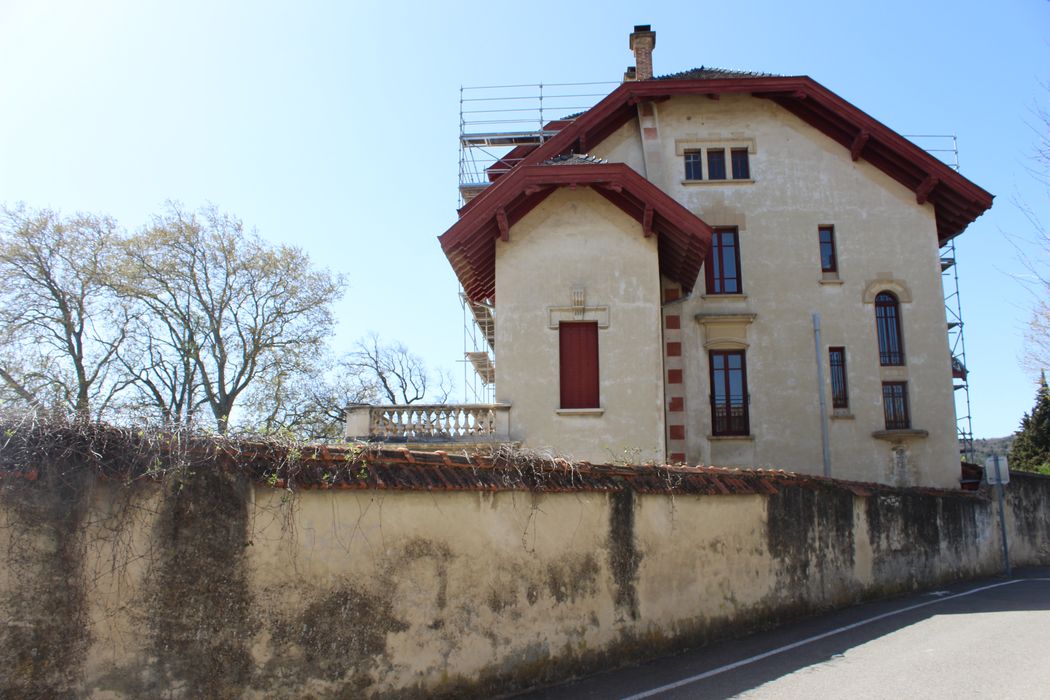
[1008,372,1050,474]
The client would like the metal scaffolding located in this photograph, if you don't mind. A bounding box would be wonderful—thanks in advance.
[457,81,617,400]
[458,81,618,205]
[907,134,975,462]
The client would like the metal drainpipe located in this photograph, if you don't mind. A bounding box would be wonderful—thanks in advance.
[813,312,832,478]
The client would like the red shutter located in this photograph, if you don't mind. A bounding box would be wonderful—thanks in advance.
[559,322,599,409]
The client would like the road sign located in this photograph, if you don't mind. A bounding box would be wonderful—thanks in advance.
[985,455,1010,485]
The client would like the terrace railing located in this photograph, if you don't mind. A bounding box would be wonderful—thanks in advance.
[345,403,511,443]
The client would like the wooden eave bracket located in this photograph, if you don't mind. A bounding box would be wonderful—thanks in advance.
[916,175,939,205]
[496,207,509,241]
[642,204,654,237]
[850,130,870,161]
[627,94,671,106]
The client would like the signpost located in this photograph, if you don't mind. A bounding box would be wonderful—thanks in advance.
[985,455,1011,577]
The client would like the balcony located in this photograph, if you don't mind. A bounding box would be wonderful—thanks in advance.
[345,403,511,446]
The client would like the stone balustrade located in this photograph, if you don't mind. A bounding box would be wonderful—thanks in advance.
[345,403,511,443]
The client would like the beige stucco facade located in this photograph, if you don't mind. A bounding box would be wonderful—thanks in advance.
[495,187,666,463]
[491,92,963,488]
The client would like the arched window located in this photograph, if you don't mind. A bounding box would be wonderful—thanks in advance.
[875,292,904,365]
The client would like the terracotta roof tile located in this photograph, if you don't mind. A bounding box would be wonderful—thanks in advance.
[656,66,780,81]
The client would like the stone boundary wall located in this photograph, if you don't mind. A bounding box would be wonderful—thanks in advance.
[0,437,1048,698]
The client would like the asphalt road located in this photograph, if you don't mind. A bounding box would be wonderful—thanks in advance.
[517,567,1050,699]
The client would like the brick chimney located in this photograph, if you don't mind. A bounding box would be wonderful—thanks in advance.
[629,25,656,80]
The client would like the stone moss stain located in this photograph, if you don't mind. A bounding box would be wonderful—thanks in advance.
[607,489,642,621]
[766,485,854,595]
[0,467,91,699]
[546,553,600,604]
[272,584,408,685]
[144,468,257,699]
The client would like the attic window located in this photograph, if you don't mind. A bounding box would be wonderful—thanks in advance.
[678,139,755,183]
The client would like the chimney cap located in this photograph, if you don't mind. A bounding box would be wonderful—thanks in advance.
[629,24,656,50]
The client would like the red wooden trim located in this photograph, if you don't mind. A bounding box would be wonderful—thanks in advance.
[496,207,509,241]
[643,204,654,237]
[440,162,713,302]
[916,175,939,205]
[850,129,870,161]
[456,76,990,241]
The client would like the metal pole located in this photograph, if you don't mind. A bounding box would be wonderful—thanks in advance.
[992,455,1011,577]
[812,313,832,478]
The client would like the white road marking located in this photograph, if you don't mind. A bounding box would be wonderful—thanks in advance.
[621,578,1043,700]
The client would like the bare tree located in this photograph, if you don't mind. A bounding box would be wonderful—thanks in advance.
[119,204,345,433]
[241,352,378,439]
[0,206,132,418]
[1022,88,1050,373]
[348,334,452,405]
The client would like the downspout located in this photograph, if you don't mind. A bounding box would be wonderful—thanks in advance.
[813,312,832,478]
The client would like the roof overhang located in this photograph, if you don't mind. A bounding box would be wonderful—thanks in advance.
[440,163,713,302]
[461,77,993,242]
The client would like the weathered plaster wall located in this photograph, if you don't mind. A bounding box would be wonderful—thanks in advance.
[495,186,666,463]
[591,95,959,488]
[2,469,1047,699]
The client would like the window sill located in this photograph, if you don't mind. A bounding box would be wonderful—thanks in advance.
[557,408,605,416]
[819,277,843,286]
[707,434,754,442]
[682,179,755,186]
[700,293,748,301]
[830,410,854,420]
[872,429,928,442]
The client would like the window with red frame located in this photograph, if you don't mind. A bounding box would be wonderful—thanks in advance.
[829,346,848,409]
[819,225,837,274]
[559,322,599,409]
[882,381,910,430]
[710,350,749,435]
[875,292,905,365]
[705,227,742,294]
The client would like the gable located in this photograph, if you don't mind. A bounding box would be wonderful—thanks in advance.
[463,76,992,243]
[440,162,713,302]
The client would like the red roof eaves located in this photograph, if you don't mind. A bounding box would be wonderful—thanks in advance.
[440,162,713,301]
[461,76,992,241]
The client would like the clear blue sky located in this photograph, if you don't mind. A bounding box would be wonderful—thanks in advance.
[2,1,1048,438]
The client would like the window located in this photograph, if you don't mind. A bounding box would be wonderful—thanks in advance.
[705,227,742,294]
[707,148,727,180]
[677,140,755,182]
[684,149,703,180]
[731,148,750,179]
[875,292,904,365]
[819,225,837,274]
[559,321,599,409]
[710,350,749,435]
[829,347,848,409]
[882,381,910,430]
